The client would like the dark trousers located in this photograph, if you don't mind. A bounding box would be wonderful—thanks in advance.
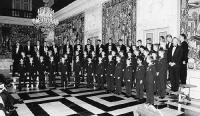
[49,73,55,87]
[115,78,122,94]
[39,74,45,88]
[146,82,154,104]
[87,75,93,88]
[158,74,167,97]
[18,74,26,89]
[97,75,104,89]
[106,75,112,91]
[75,73,80,87]
[61,74,67,87]
[125,81,132,96]
[29,73,37,87]
[110,77,115,92]
[67,71,71,82]
[180,64,187,84]
[169,66,180,91]
[12,62,18,76]
[136,79,144,99]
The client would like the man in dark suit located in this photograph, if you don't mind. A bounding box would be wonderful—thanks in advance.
[96,39,104,57]
[35,41,43,56]
[63,41,73,55]
[74,39,83,54]
[168,38,183,92]
[179,34,189,84]
[47,56,56,87]
[166,34,173,81]
[24,41,34,57]
[85,39,94,55]
[105,38,117,54]
[41,41,49,57]
[12,42,23,76]
[118,39,126,53]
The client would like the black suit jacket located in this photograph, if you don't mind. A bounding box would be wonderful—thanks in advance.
[181,41,189,63]
[169,46,183,67]
[85,44,94,52]
[96,44,105,56]
[105,43,117,53]
[12,45,23,60]
[24,45,34,56]
[63,44,73,55]
[166,43,173,62]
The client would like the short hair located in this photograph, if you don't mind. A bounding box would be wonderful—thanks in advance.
[166,34,172,38]
[158,49,165,54]
[116,55,121,59]
[137,40,142,42]
[87,39,91,41]
[180,34,187,40]
[153,44,159,47]
[97,39,101,42]
[118,39,122,42]
[147,55,154,63]
[137,56,144,62]
[160,36,165,40]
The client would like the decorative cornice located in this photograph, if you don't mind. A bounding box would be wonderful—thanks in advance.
[54,0,109,21]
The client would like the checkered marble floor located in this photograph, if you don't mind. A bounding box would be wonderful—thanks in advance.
[9,86,200,116]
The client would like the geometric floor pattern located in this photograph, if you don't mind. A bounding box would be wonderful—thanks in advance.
[10,86,200,116]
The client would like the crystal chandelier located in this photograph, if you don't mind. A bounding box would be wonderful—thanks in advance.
[32,0,59,32]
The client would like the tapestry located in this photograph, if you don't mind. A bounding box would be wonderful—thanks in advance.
[0,23,43,56]
[55,13,84,45]
[102,0,136,45]
[180,0,200,70]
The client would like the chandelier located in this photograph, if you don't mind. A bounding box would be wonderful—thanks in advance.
[32,0,59,32]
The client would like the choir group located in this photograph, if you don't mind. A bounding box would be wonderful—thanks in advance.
[11,34,188,105]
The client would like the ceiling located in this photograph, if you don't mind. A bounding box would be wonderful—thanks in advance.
[51,0,77,12]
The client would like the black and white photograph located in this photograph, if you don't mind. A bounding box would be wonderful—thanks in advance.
[0,0,200,116]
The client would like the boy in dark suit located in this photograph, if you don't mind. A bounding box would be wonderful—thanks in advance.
[64,54,72,84]
[124,59,133,97]
[146,56,156,105]
[18,59,26,91]
[74,56,82,88]
[114,56,123,94]
[102,51,108,84]
[157,50,168,98]
[152,52,159,94]
[59,57,67,87]
[82,51,88,82]
[91,51,98,82]
[111,51,117,65]
[96,57,104,89]
[27,57,36,88]
[135,56,145,100]
[38,56,46,89]
[106,55,115,93]
[47,56,56,87]
[86,57,94,88]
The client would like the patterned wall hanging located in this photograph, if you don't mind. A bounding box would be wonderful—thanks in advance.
[55,13,84,45]
[180,0,200,69]
[0,23,43,46]
[102,0,136,45]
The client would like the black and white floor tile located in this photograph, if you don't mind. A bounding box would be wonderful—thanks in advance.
[10,87,200,116]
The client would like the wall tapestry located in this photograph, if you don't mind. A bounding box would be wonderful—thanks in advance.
[181,0,200,70]
[102,0,136,45]
[0,23,43,57]
[55,13,84,45]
